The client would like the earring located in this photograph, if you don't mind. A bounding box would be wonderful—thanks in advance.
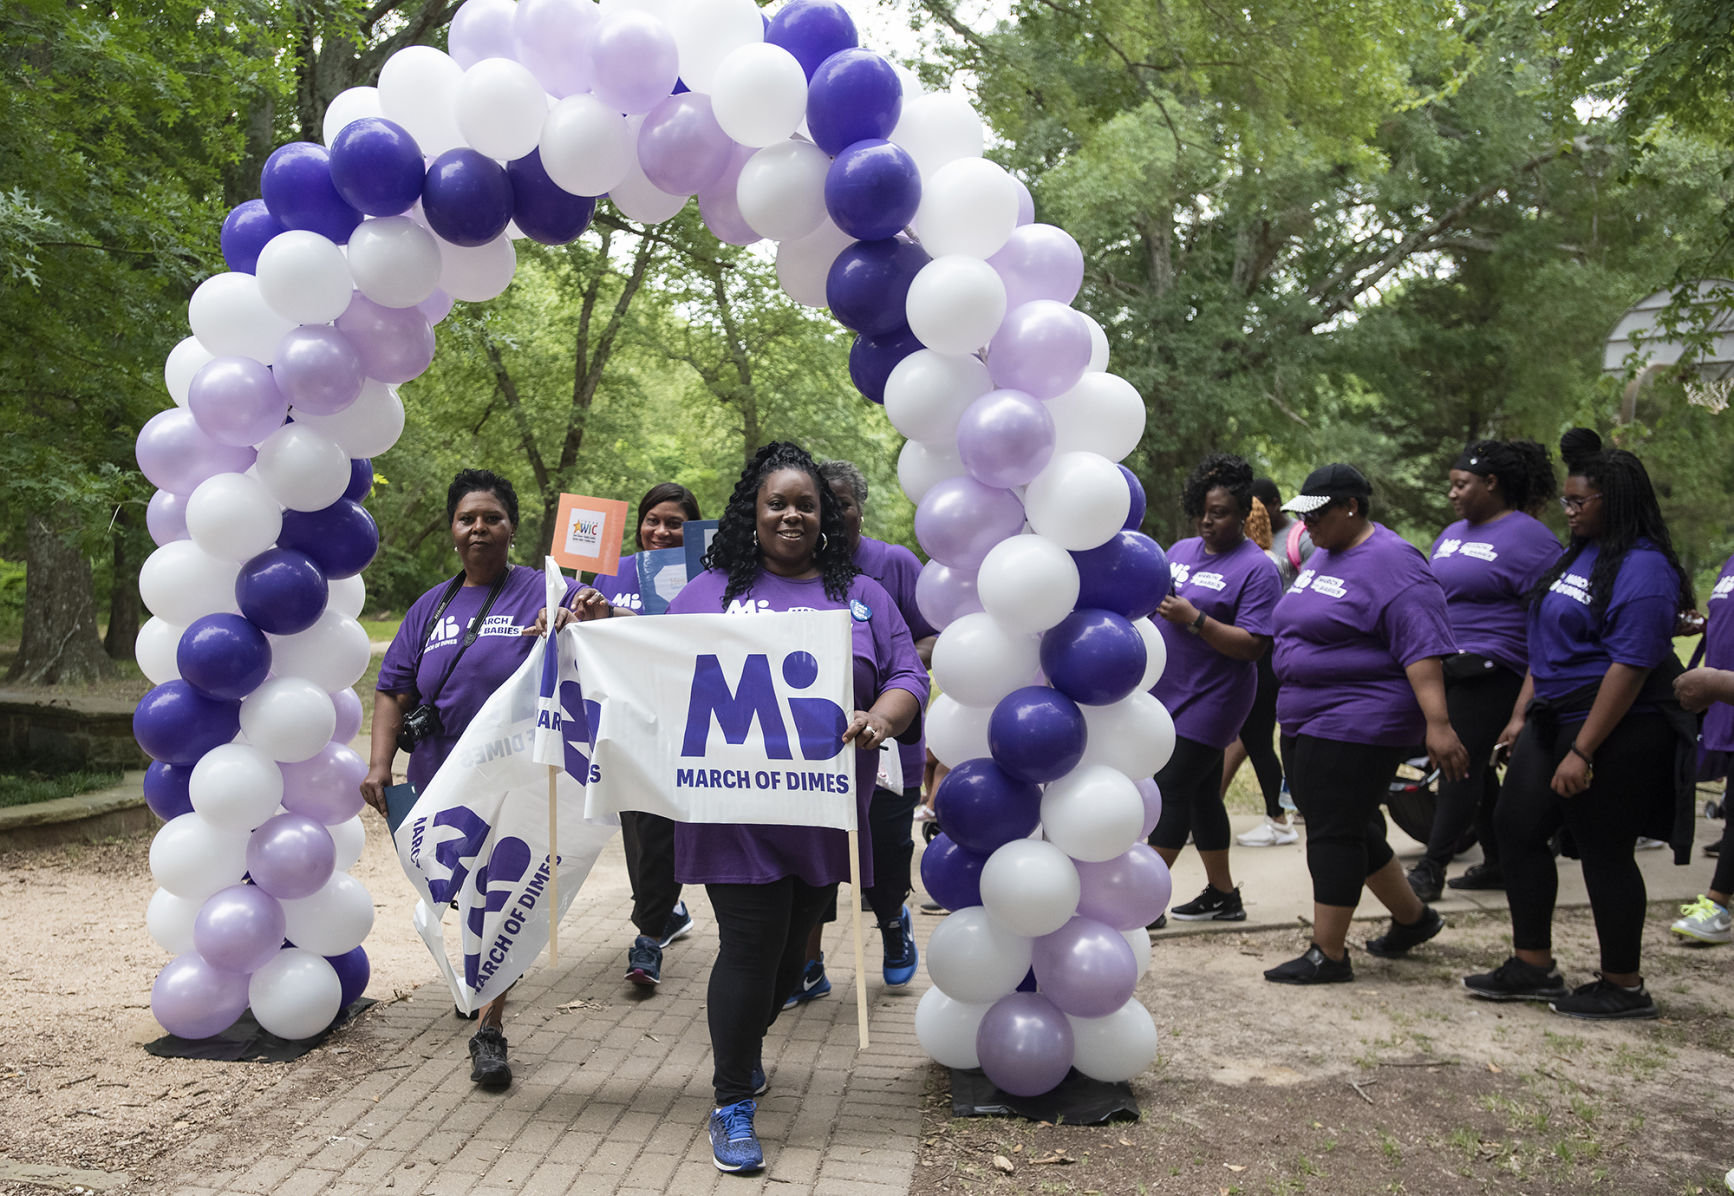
[751,530,759,548]
[817,532,829,554]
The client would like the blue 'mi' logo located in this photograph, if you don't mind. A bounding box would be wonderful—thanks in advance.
[681,650,846,761]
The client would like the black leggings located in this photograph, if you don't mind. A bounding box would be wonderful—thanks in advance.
[865,785,920,927]
[1282,734,1408,907]
[1148,736,1230,853]
[622,811,682,939]
[1240,652,1284,819]
[1495,712,1673,975]
[705,878,835,1105]
[1425,665,1524,869]
[1715,781,1734,897]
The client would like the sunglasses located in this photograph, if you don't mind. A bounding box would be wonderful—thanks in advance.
[1299,502,1340,527]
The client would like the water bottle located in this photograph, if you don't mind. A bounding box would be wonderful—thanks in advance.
[1278,777,1296,814]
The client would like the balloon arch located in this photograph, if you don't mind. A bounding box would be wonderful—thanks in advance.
[131,0,1175,1097]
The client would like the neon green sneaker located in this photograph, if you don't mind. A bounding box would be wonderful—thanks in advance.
[1670,895,1732,945]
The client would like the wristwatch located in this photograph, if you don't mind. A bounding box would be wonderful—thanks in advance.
[1187,610,1207,636]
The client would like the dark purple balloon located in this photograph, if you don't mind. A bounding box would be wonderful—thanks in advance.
[920,832,987,913]
[277,499,379,580]
[848,325,922,405]
[235,547,329,635]
[422,149,514,248]
[260,142,363,244]
[345,458,374,502]
[1118,464,1146,530]
[326,946,371,1008]
[133,681,242,767]
[766,0,858,81]
[1016,967,1038,993]
[507,149,597,246]
[826,237,930,337]
[806,49,901,155]
[1069,532,1169,621]
[987,686,1086,784]
[143,760,195,821]
[933,757,1042,855]
[825,138,921,242]
[1040,609,1147,706]
[220,199,287,274]
[328,117,425,216]
[177,613,273,701]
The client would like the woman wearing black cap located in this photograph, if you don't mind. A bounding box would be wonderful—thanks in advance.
[1264,463,1469,984]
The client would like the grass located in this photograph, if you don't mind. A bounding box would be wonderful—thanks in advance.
[0,767,124,808]
[358,614,404,646]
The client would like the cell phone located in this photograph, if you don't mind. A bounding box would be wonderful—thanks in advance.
[1490,742,1512,769]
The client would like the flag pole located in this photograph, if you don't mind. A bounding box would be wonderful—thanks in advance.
[547,764,559,966]
[849,827,868,1051]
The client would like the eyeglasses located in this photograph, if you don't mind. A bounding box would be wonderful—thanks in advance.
[1559,493,1602,514]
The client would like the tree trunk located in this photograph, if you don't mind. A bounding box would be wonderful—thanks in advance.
[103,507,140,661]
[8,508,111,685]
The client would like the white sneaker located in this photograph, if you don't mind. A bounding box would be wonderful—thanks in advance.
[1671,895,1732,945]
[1635,836,1668,851]
[1236,815,1299,847]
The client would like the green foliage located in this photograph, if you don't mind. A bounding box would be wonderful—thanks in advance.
[0,767,124,808]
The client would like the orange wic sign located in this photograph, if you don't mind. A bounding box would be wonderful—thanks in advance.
[550,493,631,575]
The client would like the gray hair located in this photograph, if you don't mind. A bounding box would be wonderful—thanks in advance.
[818,459,868,508]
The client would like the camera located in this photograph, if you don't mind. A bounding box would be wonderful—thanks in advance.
[397,702,443,753]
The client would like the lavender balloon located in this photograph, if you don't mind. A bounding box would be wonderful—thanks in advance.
[986,300,1092,400]
[955,388,1055,488]
[914,559,983,631]
[187,357,290,448]
[1074,844,1171,931]
[988,223,1085,310]
[638,93,734,195]
[193,883,288,973]
[1136,777,1163,839]
[449,0,519,68]
[975,992,1074,1097]
[151,953,251,1039]
[515,0,600,97]
[587,10,680,115]
[335,294,436,385]
[246,813,337,900]
[136,409,257,495]
[274,326,365,415]
[281,743,368,826]
[1030,915,1138,1018]
[147,489,191,546]
[913,476,1025,571]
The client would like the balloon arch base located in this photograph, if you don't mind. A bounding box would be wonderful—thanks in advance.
[947,1067,1139,1125]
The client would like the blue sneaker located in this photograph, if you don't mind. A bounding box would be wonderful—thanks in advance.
[626,935,662,986]
[659,900,696,948]
[749,1065,769,1096]
[781,957,831,1010]
[709,1099,763,1173]
[882,905,918,987]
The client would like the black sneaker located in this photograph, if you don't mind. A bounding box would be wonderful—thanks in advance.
[1549,975,1659,1021]
[1365,905,1444,958]
[468,1025,512,1088]
[1147,914,1167,931]
[1264,943,1353,985]
[1462,955,1568,1002]
[1170,884,1246,922]
[659,900,696,948]
[626,934,663,986]
[1405,858,1444,903]
[1447,862,1505,891]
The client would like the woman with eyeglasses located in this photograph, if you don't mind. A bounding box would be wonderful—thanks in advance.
[1264,463,1469,985]
[1406,441,1561,903]
[1463,429,1694,1019]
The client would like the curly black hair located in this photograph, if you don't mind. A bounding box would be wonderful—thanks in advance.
[1531,428,1692,618]
[1181,453,1255,519]
[447,468,519,526]
[702,441,857,607]
[1455,439,1557,516]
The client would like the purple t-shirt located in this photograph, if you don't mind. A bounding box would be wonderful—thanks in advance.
[853,535,937,785]
[1428,511,1561,676]
[1152,537,1281,748]
[1528,539,1680,704]
[378,565,581,791]
[666,567,930,887]
[1702,555,1734,750]
[591,555,643,610]
[1274,524,1457,745]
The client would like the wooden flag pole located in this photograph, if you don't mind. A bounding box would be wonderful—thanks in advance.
[849,827,869,1051]
[547,765,559,966]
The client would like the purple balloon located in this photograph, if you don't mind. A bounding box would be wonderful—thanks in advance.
[326,945,371,1008]
[345,458,375,502]
[1016,967,1038,993]
[236,547,329,635]
[914,560,983,631]
[450,0,519,67]
[508,149,597,246]
[919,832,986,912]
[1136,777,1163,839]
[848,325,922,405]
[1040,609,1147,706]
[1013,176,1035,226]
[824,138,920,242]
[332,688,364,743]
[975,992,1074,1097]
[273,326,365,416]
[516,0,601,97]
[147,489,190,546]
[136,409,257,496]
[933,758,1042,855]
[143,760,195,821]
[187,357,289,448]
[955,388,1056,488]
[329,117,425,216]
[220,199,287,274]
[826,237,930,337]
[422,148,514,248]
[1069,532,1169,621]
[281,743,367,825]
[913,475,1025,571]
[418,290,456,325]
[638,93,733,195]
[1075,844,1172,931]
[246,813,337,899]
[988,686,1086,784]
[1118,465,1146,530]
[335,293,436,385]
[133,680,242,767]
[278,499,379,580]
[698,144,762,247]
[152,953,251,1040]
[986,300,1092,400]
[766,0,858,81]
[586,11,680,115]
[1030,916,1137,1018]
[177,613,273,701]
[260,142,363,244]
[806,49,901,155]
[194,883,288,973]
[988,223,1085,311]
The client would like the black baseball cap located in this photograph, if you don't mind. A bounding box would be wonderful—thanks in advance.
[1280,463,1372,514]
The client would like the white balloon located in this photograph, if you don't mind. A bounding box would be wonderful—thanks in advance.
[1079,692,1175,778]
[438,234,517,303]
[279,872,375,955]
[1067,1000,1159,1083]
[189,743,286,831]
[322,86,383,145]
[248,948,344,1040]
[1040,764,1146,863]
[146,887,201,955]
[1024,451,1131,551]
[980,839,1080,937]
[925,906,1033,1004]
[916,158,1020,259]
[883,350,993,444]
[710,42,805,146]
[255,424,351,512]
[1135,618,1166,690]
[254,231,353,325]
[164,336,214,408]
[774,217,854,308]
[905,256,1007,355]
[737,139,830,241]
[891,92,983,179]
[135,617,185,686]
[1082,312,1109,372]
[138,541,241,625]
[1046,373,1145,462]
[898,438,967,505]
[672,0,762,93]
[328,574,367,621]
[328,815,366,872]
[930,611,1040,709]
[185,472,283,563]
[347,217,442,309]
[291,380,404,458]
[976,535,1079,634]
[457,58,550,160]
[149,813,250,901]
[925,694,992,768]
[540,94,633,196]
[188,273,295,363]
[241,677,338,764]
[608,156,689,224]
[378,46,465,158]
[915,987,992,1070]
[269,610,372,693]
[1122,924,1151,978]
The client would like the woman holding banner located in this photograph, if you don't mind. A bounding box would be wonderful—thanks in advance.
[668,442,928,1174]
